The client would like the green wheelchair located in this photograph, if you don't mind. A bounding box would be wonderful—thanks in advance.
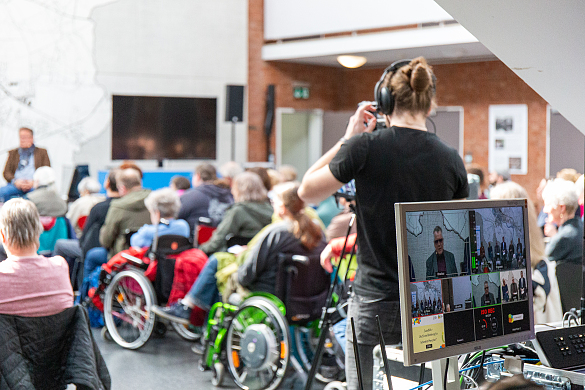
[198,253,345,390]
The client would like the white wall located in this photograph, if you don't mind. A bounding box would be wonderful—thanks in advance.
[264,0,453,40]
[0,0,248,194]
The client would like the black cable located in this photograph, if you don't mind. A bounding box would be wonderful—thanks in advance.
[418,363,426,385]
[443,358,449,390]
[475,350,486,382]
[426,116,437,134]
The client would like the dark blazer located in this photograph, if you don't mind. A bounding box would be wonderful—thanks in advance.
[425,250,458,279]
[3,147,51,183]
[0,305,110,390]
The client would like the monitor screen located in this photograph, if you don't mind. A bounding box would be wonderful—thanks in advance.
[395,199,535,365]
[112,95,217,160]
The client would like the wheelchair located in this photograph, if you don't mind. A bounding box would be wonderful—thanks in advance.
[97,234,203,349]
[199,253,345,390]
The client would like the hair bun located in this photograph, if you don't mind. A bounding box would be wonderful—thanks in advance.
[410,63,432,93]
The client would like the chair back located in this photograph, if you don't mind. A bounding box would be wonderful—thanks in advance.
[0,305,111,389]
[555,262,583,313]
[152,235,192,305]
[275,253,329,325]
[77,215,88,230]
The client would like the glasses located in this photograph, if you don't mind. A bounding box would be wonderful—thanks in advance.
[434,238,443,244]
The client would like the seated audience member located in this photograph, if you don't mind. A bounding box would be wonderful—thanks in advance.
[178,163,234,233]
[66,177,105,237]
[118,161,143,177]
[170,175,191,197]
[152,182,326,326]
[27,166,67,217]
[130,188,190,248]
[488,169,510,188]
[219,161,244,188]
[246,167,273,193]
[0,127,50,202]
[491,181,562,323]
[0,198,73,316]
[542,178,583,264]
[556,168,581,183]
[82,168,150,289]
[198,172,273,256]
[326,196,356,241]
[278,164,298,183]
[267,169,282,190]
[467,166,488,199]
[53,169,120,272]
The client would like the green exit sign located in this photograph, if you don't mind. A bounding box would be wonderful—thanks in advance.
[293,86,309,99]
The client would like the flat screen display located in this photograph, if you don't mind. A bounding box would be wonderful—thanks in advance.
[112,95,217,160]
[395,199,535,365]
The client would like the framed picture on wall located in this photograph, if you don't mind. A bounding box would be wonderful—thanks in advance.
[488,104,528,175]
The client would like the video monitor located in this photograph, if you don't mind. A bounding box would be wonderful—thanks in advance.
[395,199,535,365]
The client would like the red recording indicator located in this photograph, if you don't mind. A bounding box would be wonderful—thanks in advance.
[481,307,496,315]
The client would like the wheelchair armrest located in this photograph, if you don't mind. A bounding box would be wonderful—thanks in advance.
[277,253,309,265]
[121,252,148,270]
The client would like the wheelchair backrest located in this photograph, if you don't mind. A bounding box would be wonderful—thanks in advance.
[275,253,329,325]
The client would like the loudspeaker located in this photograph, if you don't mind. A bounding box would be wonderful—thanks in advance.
[264,85,275,160]
[225,85,244,122]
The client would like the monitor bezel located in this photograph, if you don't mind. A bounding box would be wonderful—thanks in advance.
[395,199,535,366]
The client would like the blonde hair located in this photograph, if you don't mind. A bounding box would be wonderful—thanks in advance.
[232,172,267,202]
[490,181,545,269]
[272,182,322,250]
[0,198,43,250]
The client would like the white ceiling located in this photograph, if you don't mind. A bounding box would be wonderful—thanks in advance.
[262,23,496,68]
[433,0,585,135]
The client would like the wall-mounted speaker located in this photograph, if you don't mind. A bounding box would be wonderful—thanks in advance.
[225,85,245,122]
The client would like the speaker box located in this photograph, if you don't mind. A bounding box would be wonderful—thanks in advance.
[225,85,244,122]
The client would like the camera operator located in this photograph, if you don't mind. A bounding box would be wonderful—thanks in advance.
[298,57,468,390]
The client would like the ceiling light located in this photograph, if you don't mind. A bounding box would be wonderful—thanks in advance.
[337,55,367,69]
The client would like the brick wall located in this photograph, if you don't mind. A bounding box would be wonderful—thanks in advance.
[248,1,549,200]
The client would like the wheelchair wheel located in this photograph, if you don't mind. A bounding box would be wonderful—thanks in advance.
[293,326,345,383]
[103,269,157,349]
[211,362,225,386]
[171,321,202,341]
[226,296,290,390]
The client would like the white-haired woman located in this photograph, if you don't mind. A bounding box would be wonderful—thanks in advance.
[66,177,105,237]
[0,198,73,316]
[26,166,67,217]
[129,187,190,248]
[490,181,563,323]
[542,178,583,264]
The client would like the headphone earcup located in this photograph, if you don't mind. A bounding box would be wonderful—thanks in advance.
[378,86,394,116]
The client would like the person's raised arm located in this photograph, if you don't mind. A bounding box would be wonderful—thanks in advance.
[298,103,377,204]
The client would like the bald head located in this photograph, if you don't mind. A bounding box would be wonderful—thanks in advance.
[116,168,142,195]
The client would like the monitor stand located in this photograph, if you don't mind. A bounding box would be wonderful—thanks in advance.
[431,357,460,390]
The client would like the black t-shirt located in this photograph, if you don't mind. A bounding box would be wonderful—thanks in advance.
[329,126,469,299]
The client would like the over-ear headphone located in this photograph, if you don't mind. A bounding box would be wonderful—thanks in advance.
[374,59,411,116]
[374,59,437,116]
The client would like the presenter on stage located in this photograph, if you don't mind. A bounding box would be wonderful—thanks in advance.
[426,226,458,279]
[299,57,468,390]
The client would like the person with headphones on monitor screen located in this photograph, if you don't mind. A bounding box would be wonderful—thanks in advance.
[299,57,469,390]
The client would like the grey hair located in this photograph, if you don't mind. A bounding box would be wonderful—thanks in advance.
[116,168,142,190]
[33,166,57,192]
[232,172,267,202]
[542,178,579,215]
[219,161,244,179]
[77,177,102,194]
[490,181,545,268]
[0,198,43,250]
[144,188,181,219]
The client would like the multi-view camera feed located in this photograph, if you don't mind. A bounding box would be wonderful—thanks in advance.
[407,206,530,353]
